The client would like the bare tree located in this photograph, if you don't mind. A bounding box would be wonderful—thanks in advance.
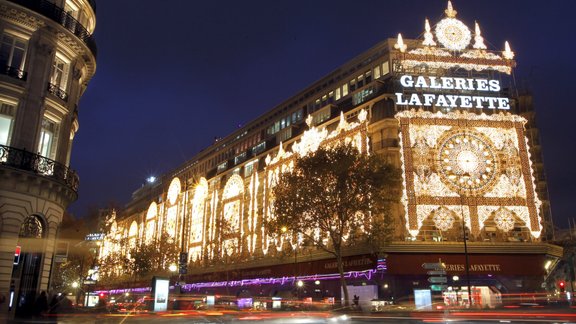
[267,143,399,307]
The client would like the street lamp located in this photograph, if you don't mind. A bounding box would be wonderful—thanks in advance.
[71,281,80,306]
[457,171,473,307]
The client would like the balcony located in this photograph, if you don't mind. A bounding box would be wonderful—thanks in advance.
[0,65,27,81]
[0,144,79,192]
[7,0,97,59]
[47,83,68,101]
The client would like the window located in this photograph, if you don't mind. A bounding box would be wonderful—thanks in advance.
[342,84,349,97]
[352,88,374,105]
[20,215,43,238]
[244,160,256,178]
[0,33,27,71]
[234,152,246,165]
[38,118,59,159]
[374,66,381,79]
[64,0,80,19]
[217,161,228,173]
[51,54,70,91]
[0,103,16,146]
[278,127,292,142]
[335,88,341,100]
[252,142,266,155]
[294,109,303,122]
[63,0,80,30]
[349,79,356,91]
[314,98,321,110]
[357,74,364,88]
[382,61,390,76]
[313,106,331,125]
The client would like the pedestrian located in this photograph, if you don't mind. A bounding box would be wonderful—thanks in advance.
[33,291,48,317]
[353,295,360,309]
[49,294,59,313]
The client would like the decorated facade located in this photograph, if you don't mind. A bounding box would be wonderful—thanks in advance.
[99,2,560,302]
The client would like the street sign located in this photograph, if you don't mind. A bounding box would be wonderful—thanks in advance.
[422,262,444,270]
[428,276,448,283]
[430,284,447,291]
[427,270,447,276]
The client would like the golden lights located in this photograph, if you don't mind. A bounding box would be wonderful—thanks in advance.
[396,110,543,239]
[395,1,516,75]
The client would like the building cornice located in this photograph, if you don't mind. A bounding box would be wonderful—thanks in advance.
[384,241,563,257]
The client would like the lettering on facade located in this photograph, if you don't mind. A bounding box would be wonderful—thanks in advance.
[444,263,501,272]
[241,269,272,277]
[324,257,372,270]
[85,233,104,241]
[394,75,510,110]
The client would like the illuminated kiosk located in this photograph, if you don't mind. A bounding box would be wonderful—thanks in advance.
[98,2,560,308]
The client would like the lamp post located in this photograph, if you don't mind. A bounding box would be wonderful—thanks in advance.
[462,214,472,307]
[460,174,473,307]
[296,280,304,301]
[71,281,79,306]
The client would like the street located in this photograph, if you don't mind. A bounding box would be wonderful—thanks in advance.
[5,306,576,324]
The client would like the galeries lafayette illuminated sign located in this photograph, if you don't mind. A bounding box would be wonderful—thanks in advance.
[395,75,510,110]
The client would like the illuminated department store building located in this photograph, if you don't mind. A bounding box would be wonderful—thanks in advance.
[100,2,560,302]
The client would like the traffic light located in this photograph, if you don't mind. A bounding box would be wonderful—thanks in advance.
[179,252,188,275]
[559,281,565,292]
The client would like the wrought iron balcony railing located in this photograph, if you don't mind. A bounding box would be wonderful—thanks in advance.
[47,83,68,101]
[0,65,27,81]
[0,144,79,192]
[7,0,97,59]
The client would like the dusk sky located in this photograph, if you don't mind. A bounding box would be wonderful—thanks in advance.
[69,1,576,228]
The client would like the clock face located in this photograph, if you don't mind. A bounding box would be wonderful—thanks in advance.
[436,130,498,194]
[435,18,471,51]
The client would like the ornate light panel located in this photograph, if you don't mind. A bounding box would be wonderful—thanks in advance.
[397,110,542,239]
[435,129,498,195]
[433,207,456,231]
[435,17,471,51]
[190,178,208,244]
[393,1,516,75]
[167,177,181,205]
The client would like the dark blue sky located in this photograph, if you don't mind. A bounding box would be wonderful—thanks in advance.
[70,1,576,228]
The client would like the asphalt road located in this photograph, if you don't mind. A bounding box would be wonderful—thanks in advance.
[4,308,576,324]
